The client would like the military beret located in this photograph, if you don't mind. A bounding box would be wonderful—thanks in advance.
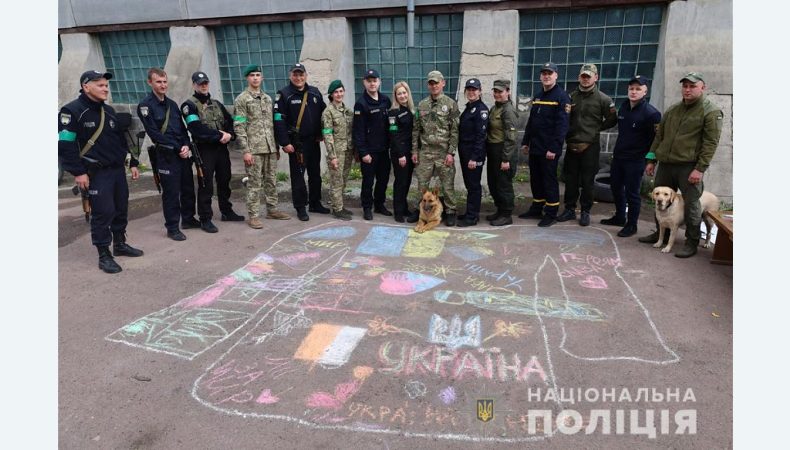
[327,79,344,95]
[243,64,262,77]
[680,72,704,83]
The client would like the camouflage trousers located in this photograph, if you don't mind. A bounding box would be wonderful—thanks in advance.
[414,154,456,212]
[327,148,355,212]
[245,153,279,218]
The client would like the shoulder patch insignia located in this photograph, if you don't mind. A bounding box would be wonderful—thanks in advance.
[481,111,488,120]
[182,105,190,115]
[564,104,572,113]
[441,105,448,112]
[140,106,149,117]
[60,113,71,125]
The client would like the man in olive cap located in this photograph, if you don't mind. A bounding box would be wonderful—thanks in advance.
[557,63,617,227]
[412,70,460,226]
[638,71,724,258]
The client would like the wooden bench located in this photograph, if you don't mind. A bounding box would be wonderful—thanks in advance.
[705,210,733,265]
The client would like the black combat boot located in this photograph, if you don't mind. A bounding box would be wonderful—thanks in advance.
[112,232,144,257]
[97,246,122,274]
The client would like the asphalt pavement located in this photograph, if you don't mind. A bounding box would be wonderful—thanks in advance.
[58,162,732,449]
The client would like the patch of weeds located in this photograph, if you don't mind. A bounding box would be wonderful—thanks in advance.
[276,171,289,182]
[348,165,362,181]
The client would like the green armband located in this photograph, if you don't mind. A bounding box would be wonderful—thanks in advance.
[58,130,76,141]
[322,128,333,135]
[274,113,283,121]
[185,114,200,124]
[645,152,656,161]
[234,116,247,123]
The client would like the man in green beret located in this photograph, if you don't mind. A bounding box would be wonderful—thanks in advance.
[638,71,724,258]
[234,64,290,229]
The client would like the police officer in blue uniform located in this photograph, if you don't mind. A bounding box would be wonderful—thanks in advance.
[353,68,393,220]
[181,71,245,233]
[59,70,144,273]
[601,75,662,237]
[273,63,328,221]
[519,62,571,227]
[457,78,488,227]
[137,68,195,241]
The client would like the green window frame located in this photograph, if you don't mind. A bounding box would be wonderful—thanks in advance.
[352,14,463,103]
[518,5,664,106]
[99,29,171,104]
[214,21,304,105]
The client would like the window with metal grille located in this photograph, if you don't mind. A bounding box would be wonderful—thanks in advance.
[352,14,463,104]
[99,29,171,104]
[214,21,304,105]
[517,5,664,106]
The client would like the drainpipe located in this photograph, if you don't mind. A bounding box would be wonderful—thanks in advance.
[407,0,415,47]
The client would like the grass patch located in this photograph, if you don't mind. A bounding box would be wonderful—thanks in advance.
[276,171,289,182]
[348,165,362,181]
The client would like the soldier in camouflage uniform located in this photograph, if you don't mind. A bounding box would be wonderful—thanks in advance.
[412,70,460,226]
[321,80,355,220]
[233,64,290,229]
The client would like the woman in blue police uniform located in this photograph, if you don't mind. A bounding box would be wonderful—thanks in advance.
[457,78,488,227]
[58,70,143,273]
[388,81,417,223]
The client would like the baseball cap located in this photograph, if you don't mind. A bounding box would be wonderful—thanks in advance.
[680,72,704,83]
[289,63,307,73]
[427,70,444,82]
[629,75,649,86]
[464,78,481,90]
[80,70,112,87]
[243,64,262,77]
[492,79,511,91]
[540,62,558,74]
[364,68,380,79]
[191,71,209,84]
[580,63,598,76]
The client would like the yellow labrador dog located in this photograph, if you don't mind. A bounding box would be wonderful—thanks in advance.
[651,186,719,253]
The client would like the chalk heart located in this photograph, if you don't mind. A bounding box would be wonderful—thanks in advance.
[255,389,279,404]
[379,271,444,295]
[579,275,607,289]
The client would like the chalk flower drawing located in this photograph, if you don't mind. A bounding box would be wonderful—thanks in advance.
[366,316,421,338]
[484,320,532,342]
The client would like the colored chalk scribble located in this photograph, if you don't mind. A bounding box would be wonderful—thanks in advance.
[433,290,606,322]
[293,324,367,368]
[298,226,357,240]
[379,271,445,295]
[402,229,449,258]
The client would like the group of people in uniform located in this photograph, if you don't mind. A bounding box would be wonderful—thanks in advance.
[58,60,723,273]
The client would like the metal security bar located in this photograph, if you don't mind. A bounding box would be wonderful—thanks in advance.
[214,21,304,104]
[99,29,171,104]
[517,5,664,106]
[352,14,463,102]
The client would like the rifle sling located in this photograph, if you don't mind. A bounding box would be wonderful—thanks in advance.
[80,108,105,157]
[294,91,309,132]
